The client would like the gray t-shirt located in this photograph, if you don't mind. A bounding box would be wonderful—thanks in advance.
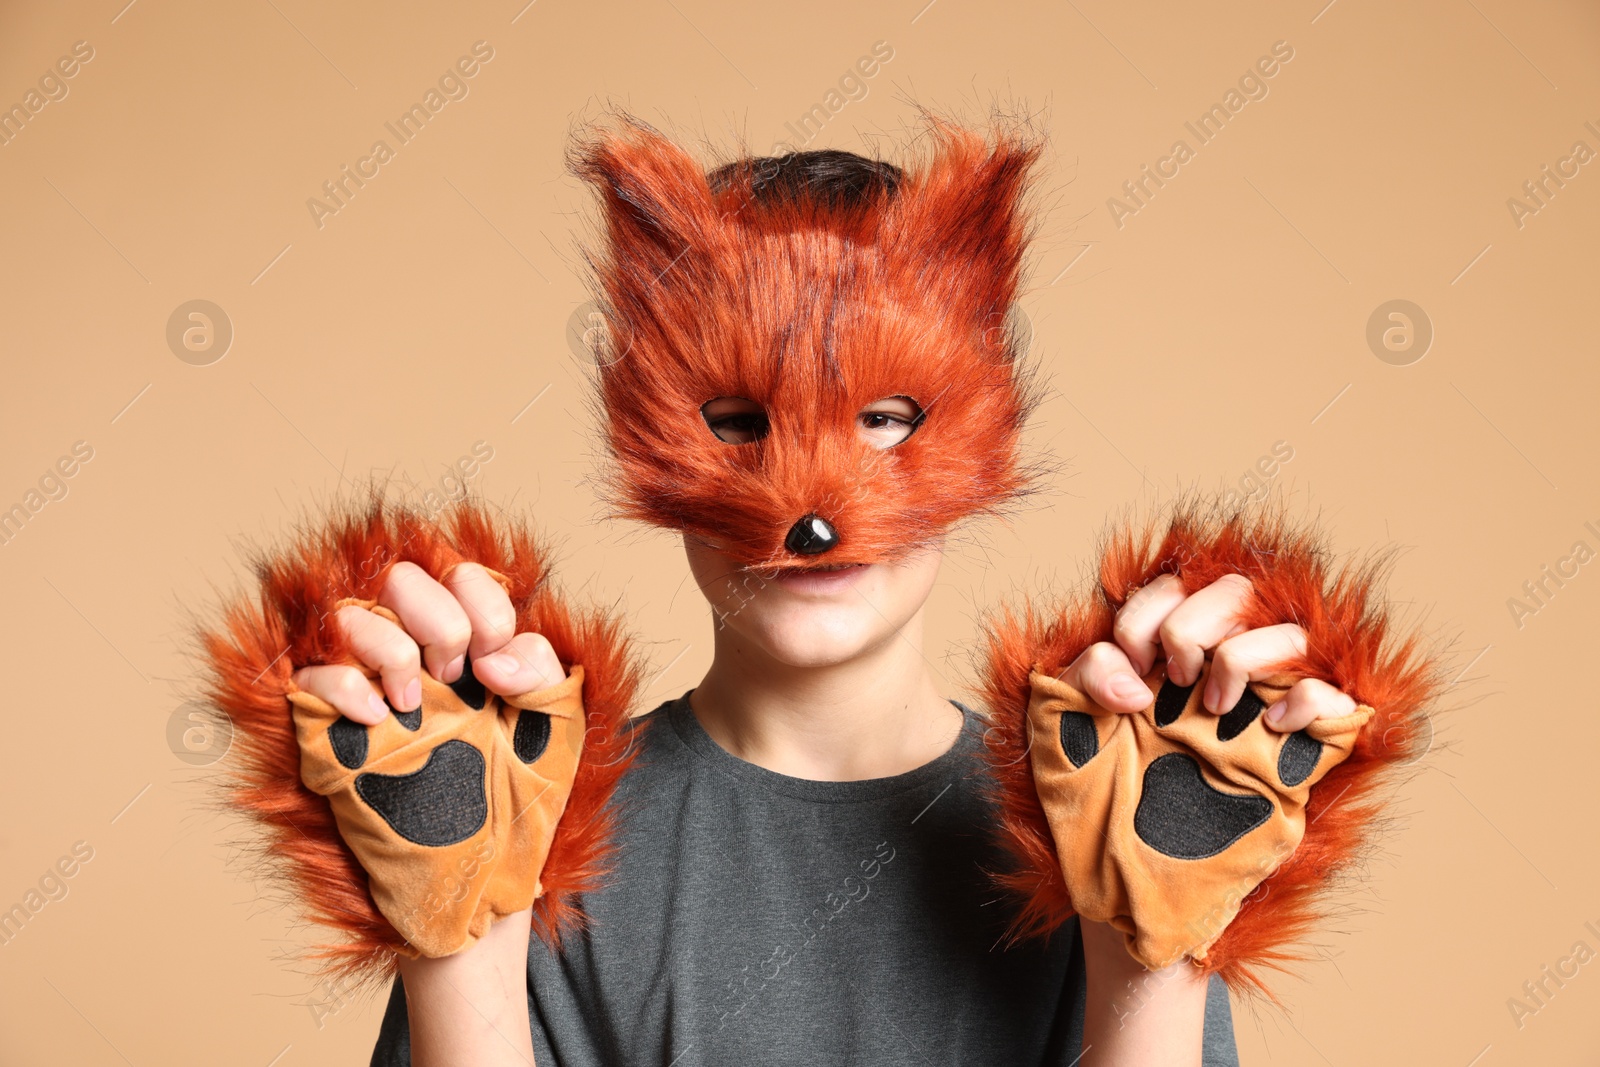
[371,694,1238,1065]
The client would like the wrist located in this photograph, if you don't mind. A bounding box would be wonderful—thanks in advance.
[398,903,532,980]
[397,907,534,1067]
[1079,917,1207,1067]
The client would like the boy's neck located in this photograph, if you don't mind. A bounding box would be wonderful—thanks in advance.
[687,610,964,782]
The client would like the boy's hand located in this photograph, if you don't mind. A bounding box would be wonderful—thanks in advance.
[284,556,590,961]
[292,561,566,724]
[1057,572,1356,732]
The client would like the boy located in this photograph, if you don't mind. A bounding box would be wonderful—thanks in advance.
[206,116,1414,1066]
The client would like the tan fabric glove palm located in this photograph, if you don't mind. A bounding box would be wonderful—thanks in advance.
[1026,658,1372,970]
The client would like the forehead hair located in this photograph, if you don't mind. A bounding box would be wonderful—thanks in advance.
[706,149,904,212]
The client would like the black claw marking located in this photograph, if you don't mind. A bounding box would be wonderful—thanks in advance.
[513,711,552,764]
[1277,730,1324,787]
[1134,753,1274,860]
[355,740,488,847]
[394,708,422,732]
[328,717,368,769]
[1153,680,1193,727]
[1215,687,1267,742]
[449,656,489,710]
[1059,711,1100,768]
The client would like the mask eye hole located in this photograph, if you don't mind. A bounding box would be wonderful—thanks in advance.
[700,396,770,444]
[858,395,924,449]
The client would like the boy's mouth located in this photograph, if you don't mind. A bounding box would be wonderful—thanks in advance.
[760,561,866,575]
[760,561,870,591]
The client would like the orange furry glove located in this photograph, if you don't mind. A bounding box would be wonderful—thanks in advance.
[196,499,640,986]
[980,503,1439,996]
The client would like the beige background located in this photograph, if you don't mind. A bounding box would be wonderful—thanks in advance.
[1,0,1596,1063]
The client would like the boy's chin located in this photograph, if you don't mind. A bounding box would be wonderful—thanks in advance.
[734,608,899,669]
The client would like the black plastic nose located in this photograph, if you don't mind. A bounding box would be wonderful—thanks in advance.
[785,514,839,556]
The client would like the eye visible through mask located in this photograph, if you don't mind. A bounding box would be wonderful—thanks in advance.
[699,395,924,448]
[699,397,769,444]
[858,395,923,449]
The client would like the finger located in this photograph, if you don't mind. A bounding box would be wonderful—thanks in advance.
[443,562,519,660]
[292,664,390,725]
[1110,575,1187,676]
[472,632,566,696]
[1159,573,1254,686]
[336,604,423,712]
[1265,678,1356,733]
[378,562,474,683]
[1060,641,1151,714]
[1205,623,1308,714]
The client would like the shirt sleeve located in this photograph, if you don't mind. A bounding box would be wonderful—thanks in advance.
[1201,973,1241,1067]
[367,976,411,1067]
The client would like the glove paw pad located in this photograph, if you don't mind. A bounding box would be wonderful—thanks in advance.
[1134,752,1273,860]
[353,739,488,847]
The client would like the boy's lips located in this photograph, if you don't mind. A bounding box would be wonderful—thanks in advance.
[763,561,870,593]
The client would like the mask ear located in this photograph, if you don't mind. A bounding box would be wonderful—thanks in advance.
[886,122,1043,330]
[568,116,720,278]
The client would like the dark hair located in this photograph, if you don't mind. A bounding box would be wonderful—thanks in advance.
[707,149,902,210]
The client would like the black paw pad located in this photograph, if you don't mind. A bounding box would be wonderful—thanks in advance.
[328,717,368,769]
[449,656,489,711]
[1059,712,1100,768]
[354,740,488,847]
[1215,687,1266,742]
[328,699,420,768]
[1153,679,1193,727]
[513,711,552,764]
[1277,730,1323,787]
[1134,753,1274,859]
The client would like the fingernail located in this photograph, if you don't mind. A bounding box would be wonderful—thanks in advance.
[1203,680,1218,712]
[443,654,465,683]
[403,678,422,710]
[1266,700,1287,724]
[368,693,390,719]
[485,652,521,675]
[1111,673,1145,702]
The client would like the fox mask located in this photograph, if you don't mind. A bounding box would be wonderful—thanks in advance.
[571,117,1043,570]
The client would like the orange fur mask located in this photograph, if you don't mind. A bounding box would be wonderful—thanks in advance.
[570,117,1043,569]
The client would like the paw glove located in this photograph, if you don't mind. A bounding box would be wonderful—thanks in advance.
[1025,661,1372,971]
[981,502,1440,996]
[289,596,587,959]
[194,499,639,986]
